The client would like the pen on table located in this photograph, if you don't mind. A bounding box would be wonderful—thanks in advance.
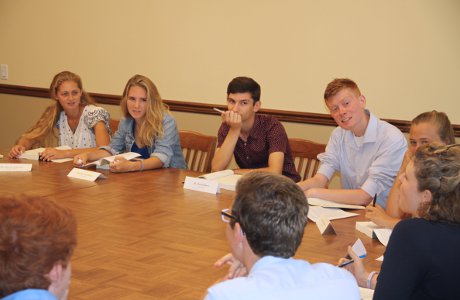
[372,194,377,207]
[338,260,354,268]
[213,107,225,114]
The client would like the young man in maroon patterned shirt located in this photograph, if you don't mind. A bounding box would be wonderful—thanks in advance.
[211,76,300,182]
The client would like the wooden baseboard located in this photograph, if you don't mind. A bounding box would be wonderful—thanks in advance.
[1,83,459,136]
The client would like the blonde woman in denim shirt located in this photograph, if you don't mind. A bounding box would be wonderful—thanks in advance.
[74,74,186,172]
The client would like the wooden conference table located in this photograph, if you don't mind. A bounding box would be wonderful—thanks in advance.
[0,153,385,300]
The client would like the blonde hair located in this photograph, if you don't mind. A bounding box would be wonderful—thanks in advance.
[120,74,169,147]
[19,71,95,147]
[412,110,455,145]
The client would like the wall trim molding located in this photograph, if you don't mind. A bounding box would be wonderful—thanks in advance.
[1,83,459,136]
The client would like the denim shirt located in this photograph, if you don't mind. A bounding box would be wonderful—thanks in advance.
[101,113,187,169]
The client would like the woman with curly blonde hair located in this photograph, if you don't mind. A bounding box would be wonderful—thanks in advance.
[75,74,186,172]
[8,71,110,161]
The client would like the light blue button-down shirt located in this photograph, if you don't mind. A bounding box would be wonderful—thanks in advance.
[205,256,360,300]
[317,111,407,208]
[101,113,186,169]
[2,289,58,300]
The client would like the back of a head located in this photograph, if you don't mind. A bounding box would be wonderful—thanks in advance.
[232,172,309,258]
[412,110,455,145]
[227,76,261,102]
[0,194,77,297]
[324,78,361,101]
[414,144,460,224]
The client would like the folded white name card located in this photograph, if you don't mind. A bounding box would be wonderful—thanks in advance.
[183,176,219,194]
[316,216,336,235]
[67,168,106,182]
[0,163,32,172]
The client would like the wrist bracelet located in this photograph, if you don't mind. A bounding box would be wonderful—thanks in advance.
[367,271,378,289]
[139,160,144,172]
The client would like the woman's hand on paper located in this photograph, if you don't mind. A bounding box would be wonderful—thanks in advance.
[8,145,25,159]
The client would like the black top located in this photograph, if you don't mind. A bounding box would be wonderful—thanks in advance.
[374,218,460,300]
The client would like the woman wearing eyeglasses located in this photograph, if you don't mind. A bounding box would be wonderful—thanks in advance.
[340,144,460,299]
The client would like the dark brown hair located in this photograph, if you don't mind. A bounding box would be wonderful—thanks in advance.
[231,172,309,258]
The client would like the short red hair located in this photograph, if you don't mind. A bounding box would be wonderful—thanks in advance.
[0,194,77,297]
[324,78,361,101]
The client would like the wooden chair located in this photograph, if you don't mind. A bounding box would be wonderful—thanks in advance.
[179,130,217,173]
[109,119,119,136]
[289,138,326,181]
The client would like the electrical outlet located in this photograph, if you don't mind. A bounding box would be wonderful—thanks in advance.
[1,64,9,80]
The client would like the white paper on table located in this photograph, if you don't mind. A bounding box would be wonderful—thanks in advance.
[376,255,384,261]
[18,146,72,162]
[308,206,358,223]
[80,152,141,169]
[308,197,365,210]
[0,163,32,172]
[199,170,242,191]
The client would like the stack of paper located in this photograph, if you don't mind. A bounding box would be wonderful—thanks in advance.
[308,197,365,210]
[80,152,141,170]
[199,170,242,191]
[18,146,73,163]
[308,206,358,223]
[355,221,392,246]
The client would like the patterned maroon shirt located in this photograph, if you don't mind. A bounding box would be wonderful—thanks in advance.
[217,114,300,182]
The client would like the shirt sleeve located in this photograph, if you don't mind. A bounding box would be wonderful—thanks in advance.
[360,128,407,199]
[316,128,342,180]
[217,123,228,148]
[373,220,428,299]
[85,106,110,129]
[150,114,180,168]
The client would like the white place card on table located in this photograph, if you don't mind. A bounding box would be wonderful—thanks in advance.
[183,176,219,194]
[67,168,106,182]
[316,216,336,235]
[352,238,367,258]
[0,163,32,172]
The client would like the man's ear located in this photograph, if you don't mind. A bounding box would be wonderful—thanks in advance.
[358,95,366,108]
[234,223,245,243]
[47,262,64,286]
[253,101,261,113]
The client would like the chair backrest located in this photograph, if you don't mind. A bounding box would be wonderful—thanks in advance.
[289,138,326,181]
[109,119,119,136]
[179,130,217,173]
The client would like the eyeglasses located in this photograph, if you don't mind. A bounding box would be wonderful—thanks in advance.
[221,208,237,223]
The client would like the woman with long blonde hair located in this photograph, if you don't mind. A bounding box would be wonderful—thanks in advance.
[75,74,186,172]
[8,71,110,160]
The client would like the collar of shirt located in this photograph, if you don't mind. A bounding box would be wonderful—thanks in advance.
[349,110,378,149]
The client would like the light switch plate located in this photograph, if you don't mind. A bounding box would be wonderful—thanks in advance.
[1,64,8,80]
